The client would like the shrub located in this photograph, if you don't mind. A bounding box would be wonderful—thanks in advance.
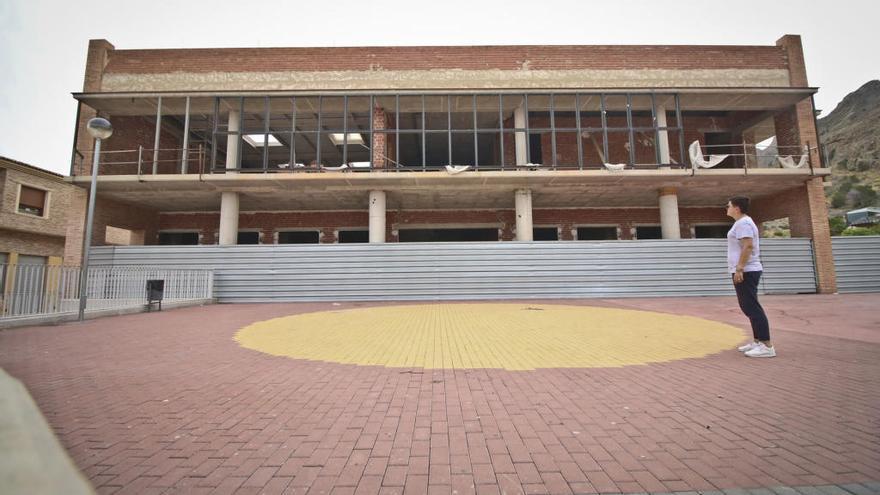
[843,225,880,236]
[829,216,847,235]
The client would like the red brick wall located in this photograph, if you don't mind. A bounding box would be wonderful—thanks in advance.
[103,45,789,74]
[775,35,821,166]
[99,117,183,175]
[372,107,389,169]
[752,178,836,293]
[64,192,160,265]
[75,40,115,176]
[159,207,730,244]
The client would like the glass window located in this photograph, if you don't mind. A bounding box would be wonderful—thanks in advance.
[527,94,550,130]
[603,95,629,130]
[554,132,579,169]
[424,95,449,130]
[475,95,502,130]
[450,95,473,131]
[321,96,345,132]
[347,96,372,133]
[477,132,501,169]
[578,94,603,130]
[398,96,423,131]
[501,95,523,130]
[425,133,450,168]
[580,129,605,169]
[294,97,321,131]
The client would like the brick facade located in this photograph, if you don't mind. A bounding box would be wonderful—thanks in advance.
[101,45,789,75]
[63,194,160,265]
[752,178,836,293]
[63,35,837,294]
[0,159,77,260]
[157,207,731,245]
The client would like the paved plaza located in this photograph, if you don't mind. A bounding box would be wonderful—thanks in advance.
[0,294,878,494]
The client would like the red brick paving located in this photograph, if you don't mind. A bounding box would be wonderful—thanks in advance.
[0,294,878,494]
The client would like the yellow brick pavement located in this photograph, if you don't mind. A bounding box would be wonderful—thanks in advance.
[234,303,745,370]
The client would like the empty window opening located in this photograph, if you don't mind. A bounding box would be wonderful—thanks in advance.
[278,231,320,244]
[694,225,733,239]
[158,232,199,245]
[635,226,662,240]
[532,227,559,241]
[237,231,261,244]
[577,227,618,240]
[398,228,498,242]
[338,230,369,243]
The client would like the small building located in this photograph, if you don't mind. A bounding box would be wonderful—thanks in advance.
[0,156,78,269]
[845,207,880,227]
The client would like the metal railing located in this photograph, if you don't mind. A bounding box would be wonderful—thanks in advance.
[699,143,814,170]
[74,145,206,177]
[0,264,213,320]
[72,142,819,176]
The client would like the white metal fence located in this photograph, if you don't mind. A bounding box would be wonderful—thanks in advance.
[0,265,213,320]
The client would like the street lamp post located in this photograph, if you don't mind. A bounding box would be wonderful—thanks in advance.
[78,118,113,321]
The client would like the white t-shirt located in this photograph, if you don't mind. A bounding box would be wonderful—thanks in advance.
[727,216,763,274]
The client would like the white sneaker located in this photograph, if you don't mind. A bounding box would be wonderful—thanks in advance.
[737,341,760,352]
[745,343,776,358]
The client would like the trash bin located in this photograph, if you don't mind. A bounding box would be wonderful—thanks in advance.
[146,279,164,311]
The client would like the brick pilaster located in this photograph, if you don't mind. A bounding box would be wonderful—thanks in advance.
[776,35,821,167]
[754,178,836,294]
[75,40,115,176]
[372,107,389,169]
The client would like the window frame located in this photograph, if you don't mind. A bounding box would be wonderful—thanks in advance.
[15,183,50,219]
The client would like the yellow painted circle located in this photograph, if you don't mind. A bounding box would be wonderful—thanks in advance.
[235,304,744,370]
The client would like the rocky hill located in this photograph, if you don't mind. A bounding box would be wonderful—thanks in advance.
[818,79,880,215]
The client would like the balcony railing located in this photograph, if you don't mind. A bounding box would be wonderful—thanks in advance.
[72,142,816,176]
[74,145,207,177]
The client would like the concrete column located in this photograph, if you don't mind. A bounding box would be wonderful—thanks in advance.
[515,189,533,241]
[219,109,241,246]
[369,190,386,243]
[658,187,681,239]
[219,192,239,245]
[656,106,670,166]
[514,104,527,165]
[225,110,241,172]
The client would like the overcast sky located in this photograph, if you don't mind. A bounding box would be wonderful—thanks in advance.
[1,0,877,175]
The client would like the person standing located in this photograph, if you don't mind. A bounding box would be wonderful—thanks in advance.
[726,196,775,358]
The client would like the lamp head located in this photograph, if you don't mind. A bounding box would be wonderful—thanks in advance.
[86,118,113,140]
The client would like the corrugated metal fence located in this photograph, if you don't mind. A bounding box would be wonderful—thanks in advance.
[90,238,816,302]
[831,236,880,293]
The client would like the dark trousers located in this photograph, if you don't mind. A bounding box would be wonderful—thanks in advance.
[733,270,770,341]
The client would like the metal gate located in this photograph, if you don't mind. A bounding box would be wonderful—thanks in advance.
[90,238,816,302]
[831,236,880,293]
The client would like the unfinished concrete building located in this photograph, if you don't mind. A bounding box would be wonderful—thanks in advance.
[65,36,835,300]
